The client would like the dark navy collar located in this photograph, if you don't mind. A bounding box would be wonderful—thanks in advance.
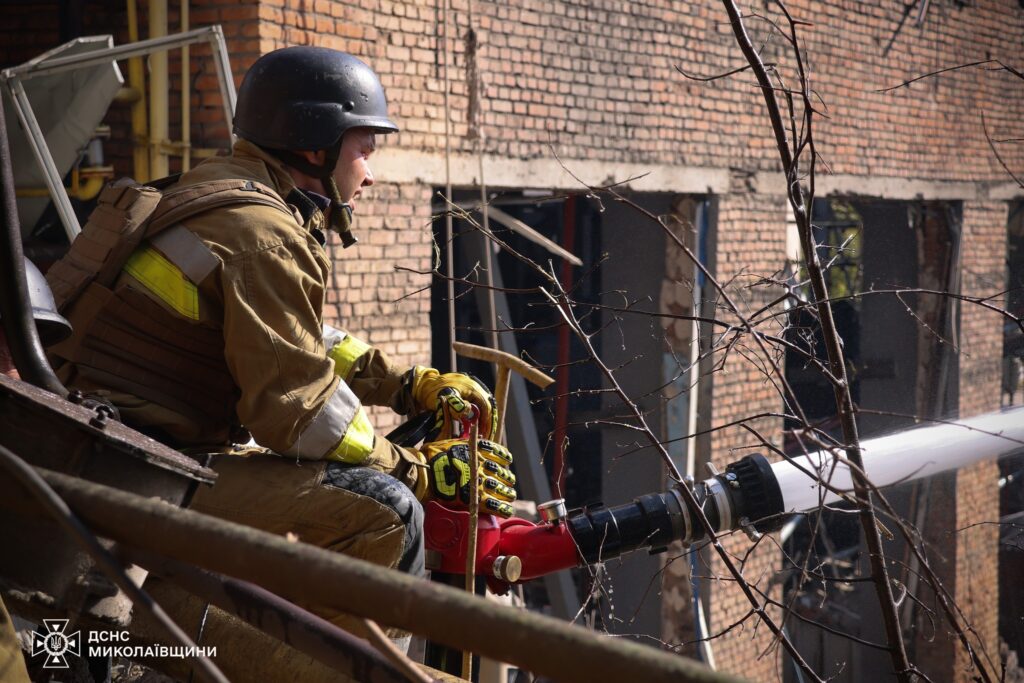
[285,188,331,246]
[285,188,331,223]
[301,189,332,213]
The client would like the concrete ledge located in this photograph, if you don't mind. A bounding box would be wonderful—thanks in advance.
[755,171,1024,201]
[987,180,1024,201]
[375,149,731,194]
[374,149,1024,203]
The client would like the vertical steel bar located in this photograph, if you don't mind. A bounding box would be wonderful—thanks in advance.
[553,195,576,495]
[126,0,150,180]
[5,78,82,240]
[462,423,480,680]
[180,0,190,171]
[208,26,236,142]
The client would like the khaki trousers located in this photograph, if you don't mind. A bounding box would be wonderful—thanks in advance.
[0,597,29,683]
[187,453,424,634]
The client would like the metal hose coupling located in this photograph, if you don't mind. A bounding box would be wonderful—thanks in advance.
[565,454,786,565]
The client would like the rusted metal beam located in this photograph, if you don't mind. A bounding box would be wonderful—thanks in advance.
[25,468,745,683]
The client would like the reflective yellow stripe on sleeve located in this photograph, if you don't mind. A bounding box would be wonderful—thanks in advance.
[327,334,371,380]
[326,407,375,464]
[123,247,200,320]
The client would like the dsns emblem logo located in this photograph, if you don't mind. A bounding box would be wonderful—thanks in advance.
[31,619,81,669]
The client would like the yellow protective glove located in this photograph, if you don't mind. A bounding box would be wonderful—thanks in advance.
[410,366,497,441]
[420,438,516,518]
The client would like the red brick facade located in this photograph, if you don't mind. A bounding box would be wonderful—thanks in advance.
[954,201,1008,681]
[2,0,1020,679]
[703,190,789,681]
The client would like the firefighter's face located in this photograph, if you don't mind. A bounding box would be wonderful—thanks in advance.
[330,128,376,211]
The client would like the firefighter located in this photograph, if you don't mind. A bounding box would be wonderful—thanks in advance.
[46,46,516,646]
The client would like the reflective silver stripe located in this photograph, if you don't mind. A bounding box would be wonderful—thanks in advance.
[149,224,221,284]
[322,323,347,351]
[285,379,362,460]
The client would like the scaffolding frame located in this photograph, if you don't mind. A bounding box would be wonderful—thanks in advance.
[0,25,236,241]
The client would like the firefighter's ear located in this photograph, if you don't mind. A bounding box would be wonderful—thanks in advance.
[296,150,327,166]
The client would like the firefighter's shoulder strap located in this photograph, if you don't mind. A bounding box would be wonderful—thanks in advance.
[47,177,292,312]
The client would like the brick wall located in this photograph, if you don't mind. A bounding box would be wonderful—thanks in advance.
[705,189,789,681]
[142,0,1024,180]
[953,201,1007,681]
[1,0,1018,678]
[322,181,435,432]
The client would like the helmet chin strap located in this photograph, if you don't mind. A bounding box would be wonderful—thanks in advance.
[319,142,358,248]
[275,141,358,248]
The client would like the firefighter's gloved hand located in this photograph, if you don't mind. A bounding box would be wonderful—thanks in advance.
[410,367,497,441]
[420,438,516,518]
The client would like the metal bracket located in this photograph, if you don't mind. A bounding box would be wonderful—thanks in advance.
[0,26,236,241]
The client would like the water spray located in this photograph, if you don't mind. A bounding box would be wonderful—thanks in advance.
[425,405,1024,588]
[772,406,1024,512]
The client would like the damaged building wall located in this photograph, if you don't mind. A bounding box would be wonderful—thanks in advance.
[1,0,1022,680]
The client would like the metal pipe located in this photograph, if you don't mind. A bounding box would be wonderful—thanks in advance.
[0,27,224,80]
[26,468,743,683]
[0,90,67,395]
[1,26,229,239]
[126,0,150,180]
[148,0,169,179]
[126,549,414,683]
[180,0,190,172]
[462,425,480,680]
[553,195,575,494]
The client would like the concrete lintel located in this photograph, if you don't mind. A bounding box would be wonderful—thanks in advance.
[988,180,1024,201]
[374,149,731,194]
[754,171,1021,202]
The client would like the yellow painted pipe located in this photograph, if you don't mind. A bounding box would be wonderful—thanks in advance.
[180,0,190,171]
[113,86,142,105]
[69,175,107,201]
[148,0,169,179]
[126,0,149,181]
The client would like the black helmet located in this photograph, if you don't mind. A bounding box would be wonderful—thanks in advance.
[234,46,399,151]
[234,47,398,248]
[0,259,72,347]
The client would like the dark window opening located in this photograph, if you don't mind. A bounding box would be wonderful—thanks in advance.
[429,188,713,639]
[783,198,963,683]
[429,189,604,508]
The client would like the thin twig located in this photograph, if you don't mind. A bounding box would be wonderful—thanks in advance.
[719,1,913,677]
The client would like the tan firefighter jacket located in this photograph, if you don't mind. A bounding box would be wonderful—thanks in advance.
[50,140,423,486]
